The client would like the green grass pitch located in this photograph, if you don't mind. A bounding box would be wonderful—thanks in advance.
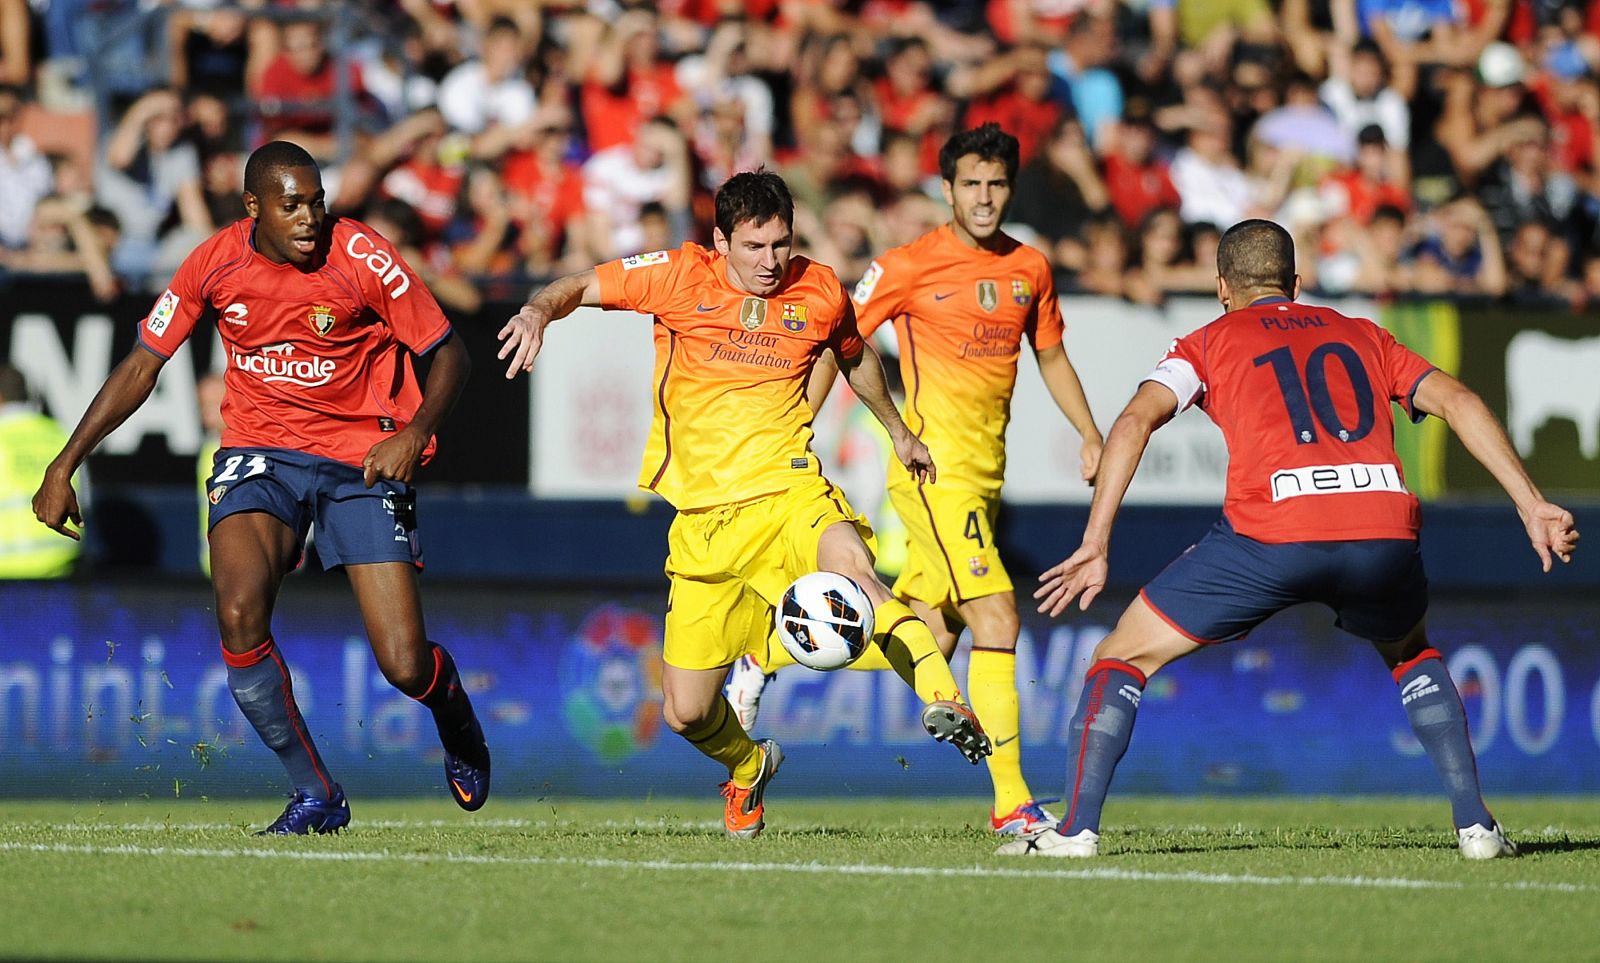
[3,795,1599,962]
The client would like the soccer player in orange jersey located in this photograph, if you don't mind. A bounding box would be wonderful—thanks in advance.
[729,124,1105,835]
[498,170,991,838]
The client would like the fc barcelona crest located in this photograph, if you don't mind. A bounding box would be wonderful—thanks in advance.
[308,304,336,337]
[781,303,808,332]
[976,280,999,313]
[1011,279,1033,306]
[739,297,768,331]
[968,555,990,577]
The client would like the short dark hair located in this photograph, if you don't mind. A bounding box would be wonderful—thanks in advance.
[1216,218,1295,293]
[0,363,27,403]
[938,122,1020,183]
[714,168,794,239]
[244,141,318,198]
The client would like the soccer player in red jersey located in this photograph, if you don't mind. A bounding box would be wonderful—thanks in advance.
[32,141,490,834]
[1003,219,1579,860]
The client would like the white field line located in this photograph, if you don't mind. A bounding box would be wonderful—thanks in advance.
[18,818,724,832]
[1,840,1592,895]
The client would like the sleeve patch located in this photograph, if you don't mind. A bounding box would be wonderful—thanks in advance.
[146,289,180,337]
[851,260,883,305]
[621,250,670,270]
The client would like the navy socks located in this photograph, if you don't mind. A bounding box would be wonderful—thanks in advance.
[224,639,336,800]
[1061,659,1146,837]
[1394,648,1495,829]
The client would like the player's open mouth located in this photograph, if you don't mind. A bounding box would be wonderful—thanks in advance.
[292,238,316,254]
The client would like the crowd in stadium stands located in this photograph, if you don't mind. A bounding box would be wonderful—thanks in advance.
[2,0,1600,309]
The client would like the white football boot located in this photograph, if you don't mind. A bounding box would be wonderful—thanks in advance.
[996,827,1100,858]
[1458,823,1518,859]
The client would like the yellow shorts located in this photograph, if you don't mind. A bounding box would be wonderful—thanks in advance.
[886,476,1012,615]
[664,475,874,670]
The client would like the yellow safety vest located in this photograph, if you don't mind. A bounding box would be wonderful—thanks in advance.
[0,408,80,578]
[198,437,218,576]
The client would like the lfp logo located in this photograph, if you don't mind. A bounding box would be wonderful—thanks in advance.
[558,606,664,762]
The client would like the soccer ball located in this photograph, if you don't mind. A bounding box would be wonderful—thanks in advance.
[775,572,875,671]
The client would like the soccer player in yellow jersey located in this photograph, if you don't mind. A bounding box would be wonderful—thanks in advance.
[732,124,1104,834]
[497,170,991,838]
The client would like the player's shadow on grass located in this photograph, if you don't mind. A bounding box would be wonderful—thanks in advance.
[1513,838,1600,856]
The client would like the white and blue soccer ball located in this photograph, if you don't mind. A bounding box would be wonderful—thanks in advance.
[775,571,874,671]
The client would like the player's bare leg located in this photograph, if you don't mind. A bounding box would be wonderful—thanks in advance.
[1000,596,1197,857]
[347,562,491,811]
[817,522,991,764]
[1371,619,1512,858]
[210,511,346,834]
[663,663,781,838]
[954,591,1053,833]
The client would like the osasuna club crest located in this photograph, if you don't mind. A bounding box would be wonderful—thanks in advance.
[739,297,767,331]
[308,304,336,336]
[976,280,999,312]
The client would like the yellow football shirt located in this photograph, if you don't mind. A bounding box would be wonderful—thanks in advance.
[595,242,864,511]
[852,225,1063,496]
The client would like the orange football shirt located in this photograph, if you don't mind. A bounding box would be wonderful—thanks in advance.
[853,225,1063,495]
[595,242,864,510]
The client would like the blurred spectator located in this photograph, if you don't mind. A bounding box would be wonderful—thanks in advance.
[1437,42,1543,189]
[437,16,536,145]
[1342,202,1415,294]
[582,9,690,153]
[1281,0,1358,77]
[95,89,212,280]
[878,188,944,249]
[677,20,775,176]
[201,148,249,227]
[791,34,878,158]
[1074,211,1134,299]
[1477,117,1581,245]
[0,364,80,579]
[1504,219,1572,302]
[1321,39,1410,160]
[582,116,692,260]
[0,198,121,301]
[795,186,876,283]
[1101,100,1182,231]
[777,111,875,220]
[1170,108,1254,227]
[959,44,1061,165]
[254,18,369,160]
[1252,70,1351,174]
[445,163,518,276]
[874,37,952,177]
[1411,195,1508,296]
[195,370,223,576]
[1320,124,1412,224]
[1047,12,1123,149]
[501,105,589,276]
[1364,0,1507,98]
[168,5,250,99]
[1126,207,1216,302]
[1011,116,1108,269]
[0,86,52,251]
[1175,0,1280,55]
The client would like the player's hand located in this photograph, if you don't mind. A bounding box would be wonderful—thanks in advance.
[1080,436,1103,485]
[1035,542,1109,616]
[1522,500,1579,572]
[362,428,428,487]
[497,303,552,379]
[32,467,84,541]
[894,431,936,484]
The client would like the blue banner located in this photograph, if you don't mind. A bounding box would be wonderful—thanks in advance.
[1,582,1596,798]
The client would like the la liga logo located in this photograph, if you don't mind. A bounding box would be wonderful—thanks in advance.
[558,605,663,763]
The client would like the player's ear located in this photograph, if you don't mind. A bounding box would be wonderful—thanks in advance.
[939,178,955,209]
[1291,274,1302,300]
[712,225,730,256]
[242,190,259,219]
[1215,274,1229,310]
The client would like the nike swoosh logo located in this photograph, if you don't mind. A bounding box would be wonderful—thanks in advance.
[452,780,473,803]
[995,734,1018,747]
[696,303,719,312]
[933,292,955,301]
[810,513,830,529]
[910,653,933,669]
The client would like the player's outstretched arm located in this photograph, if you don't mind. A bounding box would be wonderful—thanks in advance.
[362,334,471,487]
[1035,343,1104,483]
[1037,381,1176,615]
[1413,370,1579,571]
[836,342,935,483]
[498,269,601,378]
[33,346,166,540]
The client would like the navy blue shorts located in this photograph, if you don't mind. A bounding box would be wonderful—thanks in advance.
[205,447,422,570]
[1140,518,1426,644]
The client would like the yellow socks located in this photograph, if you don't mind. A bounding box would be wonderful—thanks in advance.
[681,697,763,785]
[969,647,1031,813]
[873,598,963,704]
